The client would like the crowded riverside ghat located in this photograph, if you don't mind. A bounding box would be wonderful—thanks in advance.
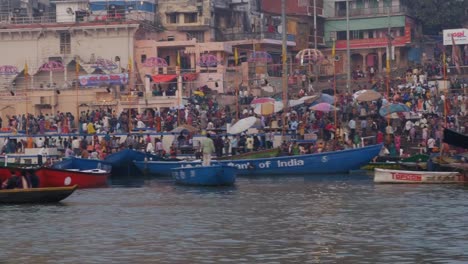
[0,73,466,163]
[1,0,468,261]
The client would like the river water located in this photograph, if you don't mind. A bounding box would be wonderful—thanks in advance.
[1,175,467,263]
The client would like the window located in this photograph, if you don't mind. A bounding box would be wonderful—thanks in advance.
[337,31,347,40]
[167,13,178,24]
[184,13,197,23]
[368,31,374,38]
[141,54,147,63]
[356,0,364,8]
[351,30,364,40]
[398,27,405,37]
[369,0,379,8]
[190,31,205,42]
[60,32,71,54]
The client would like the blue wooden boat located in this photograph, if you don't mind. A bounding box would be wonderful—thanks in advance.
[104,149,164,177]
[134,144,383,177]
[171,165,237,186]
[52,157,112,173]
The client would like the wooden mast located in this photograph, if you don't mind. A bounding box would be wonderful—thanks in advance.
[281,0,288,138]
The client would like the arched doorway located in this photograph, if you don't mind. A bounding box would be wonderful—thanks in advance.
[382,53,388,71]
[351,53,363,72]
[366,53,378,72]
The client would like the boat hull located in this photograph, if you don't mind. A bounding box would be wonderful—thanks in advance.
[172,165,237,186]
[36,167,109,188]
[104,149,163,177]
[135,144,383,176]
[374,168,466,184]
[0,185,77,204]
[52,158,112,173]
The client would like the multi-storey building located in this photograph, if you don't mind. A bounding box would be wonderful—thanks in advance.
[0,0,328,117]
[323,0,422,76]
[0,0,142,117]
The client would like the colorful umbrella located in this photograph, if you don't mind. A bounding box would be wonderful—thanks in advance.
[309,102,339,113]
[318,93,335,104]
[379,103,411,117]
[250,97,275,106]
[288,95,319,107]
[228,116,258,134]
[354,90,382,102]
[253,101,284,115]
[171,124,199,134]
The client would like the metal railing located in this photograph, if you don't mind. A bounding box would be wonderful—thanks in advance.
[217,31,296,42]
[0,11,157,25]
[333,5,409,18]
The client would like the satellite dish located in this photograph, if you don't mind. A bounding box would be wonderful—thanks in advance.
[66,7,74,15]
[334,55,341,62]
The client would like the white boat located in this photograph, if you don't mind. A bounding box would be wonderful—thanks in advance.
[374,168,466,184]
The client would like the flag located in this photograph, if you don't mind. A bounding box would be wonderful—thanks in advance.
[442,51,446,77]
[234,48,239,66]
[128,57,132,72]
[386,57,390,74]
[176,51,181,67]
[451,34,461,74]
[331,40,336,58]
[24,61,28,77]
[75,59,80,74]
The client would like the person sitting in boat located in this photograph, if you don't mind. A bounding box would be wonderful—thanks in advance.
[24,170,39,188]
[288,141,300,156]
[64,146,74,158]
[1,171,28,189]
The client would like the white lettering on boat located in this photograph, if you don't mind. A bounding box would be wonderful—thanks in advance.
[227,159,305,170]
[277,159,305,168]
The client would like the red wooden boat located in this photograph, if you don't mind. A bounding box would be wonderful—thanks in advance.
[0,166,109,189]
[35,167,109,189]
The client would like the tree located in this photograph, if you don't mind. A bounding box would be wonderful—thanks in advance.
[402,0,468,35]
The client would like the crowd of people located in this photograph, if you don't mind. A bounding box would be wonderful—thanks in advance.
[0,64,466,160]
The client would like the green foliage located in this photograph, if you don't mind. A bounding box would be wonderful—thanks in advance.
[402,0,467,35]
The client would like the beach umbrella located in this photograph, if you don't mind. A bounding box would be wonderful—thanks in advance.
[253,101,284,115]
[379,103,411,117]
[318,93,335,104]
[171,124,199,134]
[309,102,339,113]
[250,97,275,106]
[354,90,382,102]
[228,116,258,134]
[288,95,319,107]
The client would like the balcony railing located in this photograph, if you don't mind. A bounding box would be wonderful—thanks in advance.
[217,31,295,42]
[0,14,58,24]
[0,11,157,26]
[333,5,409,18]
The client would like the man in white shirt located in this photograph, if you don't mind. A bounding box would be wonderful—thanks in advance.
[427,137,436,153]
[348,118,356,140]
[36,137,44,148]
[38,147,47,166]
[72,137,80,156]
[405,120,413,140]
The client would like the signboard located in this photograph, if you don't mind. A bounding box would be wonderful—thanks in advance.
[443,28,468,46]
[0,65,18,75]
[79,73,128,87]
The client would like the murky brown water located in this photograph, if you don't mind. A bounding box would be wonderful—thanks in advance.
[1,175,467,263]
